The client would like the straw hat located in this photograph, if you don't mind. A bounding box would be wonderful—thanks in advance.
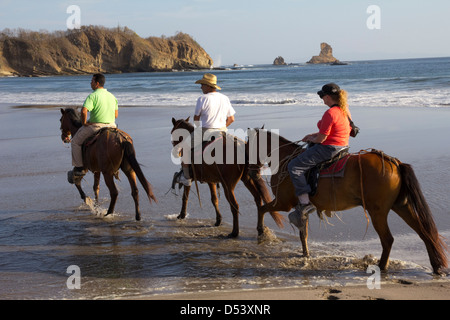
[195,73,221,90]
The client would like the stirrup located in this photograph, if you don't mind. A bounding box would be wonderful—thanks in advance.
[72,167,86,177]
[67,170,83,184]
[171,170,183,189]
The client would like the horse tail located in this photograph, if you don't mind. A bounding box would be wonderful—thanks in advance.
[123,140,157,203]
[397,163,447,271]
[248,171,285,228]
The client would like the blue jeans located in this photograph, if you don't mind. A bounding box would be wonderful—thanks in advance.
[288,144,346,197]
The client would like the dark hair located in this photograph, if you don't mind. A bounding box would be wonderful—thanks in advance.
[92,73,106,87]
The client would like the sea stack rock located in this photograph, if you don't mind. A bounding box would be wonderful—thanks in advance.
[273,56,287,65]
[307,42,340,64]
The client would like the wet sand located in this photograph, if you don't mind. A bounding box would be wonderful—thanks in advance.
[145,280,450,300]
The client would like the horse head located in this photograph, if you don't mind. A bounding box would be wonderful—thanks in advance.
[60,108,81,143]
[171,117,194,147]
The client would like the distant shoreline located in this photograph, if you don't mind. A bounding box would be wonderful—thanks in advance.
[2,56,449,78]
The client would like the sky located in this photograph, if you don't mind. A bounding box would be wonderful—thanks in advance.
[1,0,449,66]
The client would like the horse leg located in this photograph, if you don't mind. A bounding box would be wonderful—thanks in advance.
[93,172,100,203]
[103,173,118,217]
[74,178,87,203]
[241,177,266,235]
[223,186,240,238]
[208,183,222,226]
[245,175,284,235]
[299,219,310,257]
[370,209,394,271]
[178,185,190,220]
[123,169,141,221]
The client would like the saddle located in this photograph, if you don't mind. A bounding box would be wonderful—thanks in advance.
[194,132,245,160]
[81,127,129,180]
[177,132,244,185]
[306,148,350,197]
[83,127,118,148]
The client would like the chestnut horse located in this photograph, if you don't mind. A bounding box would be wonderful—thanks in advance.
[60,108,157,220]
[250,128,447,274]
[171,117,283,237]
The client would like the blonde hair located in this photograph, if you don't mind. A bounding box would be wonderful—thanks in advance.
[331,90,349,116]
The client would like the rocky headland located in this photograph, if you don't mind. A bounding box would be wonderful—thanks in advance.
[0,26,213,76]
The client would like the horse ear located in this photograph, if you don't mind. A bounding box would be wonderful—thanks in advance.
[60,108,65,115]
[261,124,265,129]
[185,116,190,122]
[172,117,176,125]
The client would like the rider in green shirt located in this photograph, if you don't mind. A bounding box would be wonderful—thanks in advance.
[70,74,118,178]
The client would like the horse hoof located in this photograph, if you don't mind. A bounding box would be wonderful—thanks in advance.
[215,219,222,227]
[177,214,186,220]
[433,268,448,277]
[227,232,239,238]
[257,226,269,236]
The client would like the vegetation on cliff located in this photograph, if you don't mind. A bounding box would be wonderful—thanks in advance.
[0,26,213,76]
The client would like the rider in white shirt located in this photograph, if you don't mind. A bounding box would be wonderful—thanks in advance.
[178,73,236,186]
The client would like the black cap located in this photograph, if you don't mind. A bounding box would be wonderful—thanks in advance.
[317,83,340,98]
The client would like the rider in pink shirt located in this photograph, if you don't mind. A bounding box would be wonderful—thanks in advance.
[288,83,352,230]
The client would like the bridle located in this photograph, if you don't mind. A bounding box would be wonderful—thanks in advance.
[60,115,72,144]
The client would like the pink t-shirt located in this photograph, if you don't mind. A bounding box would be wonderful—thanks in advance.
[317,106,351,146]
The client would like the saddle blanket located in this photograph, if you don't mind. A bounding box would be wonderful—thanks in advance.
[307,152,351,197]
[319,154,351,178]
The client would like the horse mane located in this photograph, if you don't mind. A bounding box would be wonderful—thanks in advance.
[277,132,296,146]
[65,108,82,128]
[256,128,300,149]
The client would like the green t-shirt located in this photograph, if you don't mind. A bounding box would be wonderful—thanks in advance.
[83,88,118,124]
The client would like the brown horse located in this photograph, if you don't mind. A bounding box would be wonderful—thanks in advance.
[250,128,447,274]
[60,108,157,220]
[171,117,283,237]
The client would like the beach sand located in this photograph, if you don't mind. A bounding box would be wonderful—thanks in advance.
[144,280,450,300]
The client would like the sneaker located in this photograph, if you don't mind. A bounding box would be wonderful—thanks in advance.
[177,173,192,187]
[288,203,315,230]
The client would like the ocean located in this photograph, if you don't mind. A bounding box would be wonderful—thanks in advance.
[2,57,450,108]
[0,57,449,299]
